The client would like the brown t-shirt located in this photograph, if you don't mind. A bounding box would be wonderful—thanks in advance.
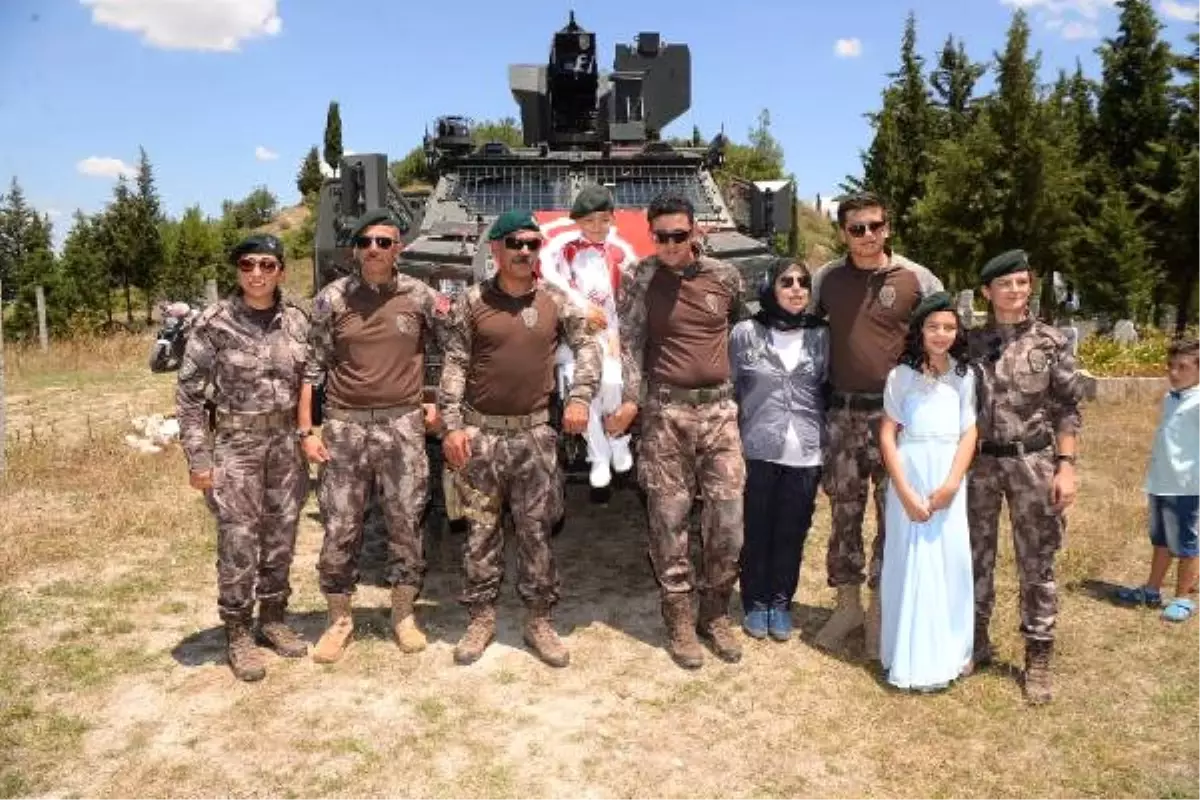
[324,283,429,409]
[465,284,560,415]
[643,264,739,389]
[811,254,943,394]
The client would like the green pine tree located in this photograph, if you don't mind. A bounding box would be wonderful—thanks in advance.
[323,101,343,174]
[296,145,324,199]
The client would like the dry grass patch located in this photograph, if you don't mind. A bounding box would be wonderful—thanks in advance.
[0,368,1196,798]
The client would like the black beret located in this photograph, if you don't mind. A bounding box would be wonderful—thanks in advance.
[487,208,541,241]
[229,234,284,265]
[979,249,1030,285]
[349,209,404,240]
[570,184,615,219]
[909,290,955,329]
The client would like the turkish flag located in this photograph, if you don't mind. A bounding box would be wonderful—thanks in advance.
[533,209,655,258]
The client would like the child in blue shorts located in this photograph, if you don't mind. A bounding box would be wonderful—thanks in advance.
[1116,337,1199,622]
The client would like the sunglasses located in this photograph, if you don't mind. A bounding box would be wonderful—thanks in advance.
[237,257,280,274]
[846,220,887,238]
[653,229,691,245]
[354,235,397,250]
[777,275,809,289]
[504,236,542,252]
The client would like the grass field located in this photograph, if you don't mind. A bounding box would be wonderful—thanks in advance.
[1,336,1197,798]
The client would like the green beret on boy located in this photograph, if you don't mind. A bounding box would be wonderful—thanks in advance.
[348,208,404,239]
[570,184,615,219]
[229,234,285,265]
[909,290,955,329]
[979,249,1031,285]
[487,209,541,241]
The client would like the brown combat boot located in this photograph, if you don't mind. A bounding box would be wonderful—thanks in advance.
[257,598,308,658]
[454,603,496,666]
[864,590,882,661]
[391,585,427,654]
[1023,639,1054,705]
[661,592,704,670]
[225,617,266,682]
[523,601,569,668]
[312,593,354,664]
[813,585,865,651]
[696,590,742,663]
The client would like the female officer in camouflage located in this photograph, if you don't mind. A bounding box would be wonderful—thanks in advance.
[966,249,1084,705]
[177,234,311,682]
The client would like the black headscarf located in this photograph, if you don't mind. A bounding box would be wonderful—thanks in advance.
[754,258,821,332]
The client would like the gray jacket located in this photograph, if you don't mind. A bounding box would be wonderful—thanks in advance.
[729,318,829,464]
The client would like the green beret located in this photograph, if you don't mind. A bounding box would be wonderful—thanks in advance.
[487,208,540,241]
[349,209,404,239]
[979,249,1030,285]
[909,291,955,329]
[570,184,614,219]
[229,234,284,265]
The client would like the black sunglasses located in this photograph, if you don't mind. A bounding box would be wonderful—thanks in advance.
[846,220,887,238]
[504,236,542,252]
[237,257,280,273]
[354,235,396,250]
[777,275,809,289]
[653,229,691,245]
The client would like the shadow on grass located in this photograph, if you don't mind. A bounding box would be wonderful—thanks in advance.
[173,480,672,669]
[1070,577,1148,610]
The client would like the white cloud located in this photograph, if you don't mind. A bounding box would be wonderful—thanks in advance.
[254,145,278,161]
[76,156,135,180]
[834,38,863,58]
[81,0,282,52]
[1000,0,1116,38]
[1160,0,1200,21]
[1062,20,1100,37]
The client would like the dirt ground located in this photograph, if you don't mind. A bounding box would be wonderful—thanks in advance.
[1,353,1197,798]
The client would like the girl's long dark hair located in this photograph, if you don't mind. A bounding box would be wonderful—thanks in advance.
[897,313,970,377]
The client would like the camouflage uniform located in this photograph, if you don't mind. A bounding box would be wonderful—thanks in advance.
[177,293,311,624]
[967,320,1084,651]
[618,255,749,667]
[305,272,447,597]
[439,279,600,609]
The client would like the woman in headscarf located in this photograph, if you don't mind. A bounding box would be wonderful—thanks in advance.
[729,258,829,641]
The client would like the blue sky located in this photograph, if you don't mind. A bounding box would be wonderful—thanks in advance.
[0,0,1196,245]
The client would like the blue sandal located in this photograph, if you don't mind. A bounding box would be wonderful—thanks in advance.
[1162,597,1196,623]
[1114,585,1163,607]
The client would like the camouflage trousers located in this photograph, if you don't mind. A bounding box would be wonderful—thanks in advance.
[821,407,888,589]
[637,398,745,596]
[317,410,430,595]
[967,451,1063,643]
[204,430,309,622]
[453,423,564,607]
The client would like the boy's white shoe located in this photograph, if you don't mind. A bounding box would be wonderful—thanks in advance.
[609,436,633,473]
[589,459,612,489]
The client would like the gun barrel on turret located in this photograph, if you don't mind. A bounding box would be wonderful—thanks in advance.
[509,12,691,148]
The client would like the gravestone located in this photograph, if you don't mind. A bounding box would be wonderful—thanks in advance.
[957,290,975,329]
[1113,319,1138,345]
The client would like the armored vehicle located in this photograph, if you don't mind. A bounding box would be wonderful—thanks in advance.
[312,14,794,522]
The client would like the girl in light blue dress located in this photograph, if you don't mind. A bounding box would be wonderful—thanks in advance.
[878,292,978,691]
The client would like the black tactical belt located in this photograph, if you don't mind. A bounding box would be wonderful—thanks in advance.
[215,407,296,432]
[828,391,885,411]
[979,431,1053,458]
[463,407,550,432]
[650,382,734,406]
[324,404,420,424]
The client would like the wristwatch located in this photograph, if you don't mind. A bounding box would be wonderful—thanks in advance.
[295,427,314,441]
[1054,453,1077,466]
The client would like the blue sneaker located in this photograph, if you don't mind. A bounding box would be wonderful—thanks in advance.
[768,605,793,641]
[742,603,769,639]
